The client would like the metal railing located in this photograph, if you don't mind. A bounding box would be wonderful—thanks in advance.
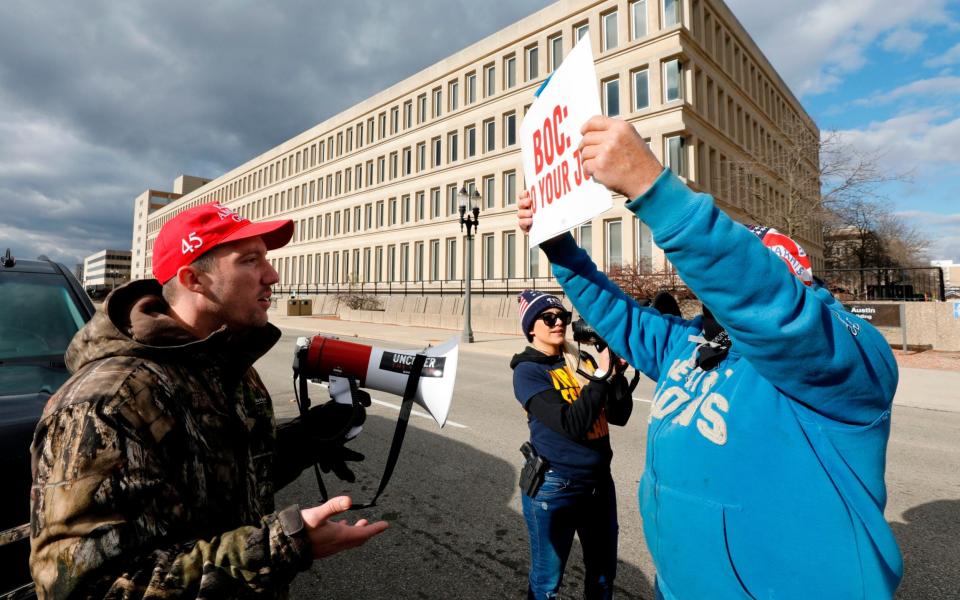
[819,267,946,302]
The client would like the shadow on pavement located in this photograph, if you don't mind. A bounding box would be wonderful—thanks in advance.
[891,499,960,599]
[277,413,654,599]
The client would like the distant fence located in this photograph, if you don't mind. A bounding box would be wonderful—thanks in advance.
[820,267,946,302]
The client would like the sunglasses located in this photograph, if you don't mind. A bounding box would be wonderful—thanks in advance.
[538,311,572,328]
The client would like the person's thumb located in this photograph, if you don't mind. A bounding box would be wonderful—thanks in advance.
[303,496,352,526]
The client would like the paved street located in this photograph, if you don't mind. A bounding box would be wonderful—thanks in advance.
[257,320,960,599]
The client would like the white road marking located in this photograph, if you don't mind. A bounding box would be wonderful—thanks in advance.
[308,380,468,429]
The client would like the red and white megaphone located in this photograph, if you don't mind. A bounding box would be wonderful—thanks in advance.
[296,335,458,428]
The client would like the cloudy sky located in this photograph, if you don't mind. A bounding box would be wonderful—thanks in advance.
[1,0,958,268]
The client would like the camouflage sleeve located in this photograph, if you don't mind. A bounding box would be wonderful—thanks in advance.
[30,361,312,599]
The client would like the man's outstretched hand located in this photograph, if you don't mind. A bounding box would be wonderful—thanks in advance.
[301,496,389,559]
[578,116,663,201]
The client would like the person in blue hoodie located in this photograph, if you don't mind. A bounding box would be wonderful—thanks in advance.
[516,116,902,599]
[511,290,633,600]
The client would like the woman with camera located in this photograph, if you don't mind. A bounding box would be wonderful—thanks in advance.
[510,289,633,600]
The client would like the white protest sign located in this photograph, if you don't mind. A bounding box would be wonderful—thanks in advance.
[520,36,613,247]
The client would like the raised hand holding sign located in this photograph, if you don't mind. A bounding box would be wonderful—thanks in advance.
[519,36,614,247]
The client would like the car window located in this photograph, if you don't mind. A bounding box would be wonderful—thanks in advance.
[0,272,86,361]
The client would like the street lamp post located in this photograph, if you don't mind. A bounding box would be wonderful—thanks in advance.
[458,186,481,343]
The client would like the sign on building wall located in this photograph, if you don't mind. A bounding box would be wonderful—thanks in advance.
[520,36,612,247]
[844,303,902,328]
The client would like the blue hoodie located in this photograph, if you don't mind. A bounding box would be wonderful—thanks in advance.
[542,169,902,599]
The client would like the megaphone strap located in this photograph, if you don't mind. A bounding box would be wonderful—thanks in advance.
[351,351,428,509]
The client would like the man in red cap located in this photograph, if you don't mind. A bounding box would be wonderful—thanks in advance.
[30,202,387,599]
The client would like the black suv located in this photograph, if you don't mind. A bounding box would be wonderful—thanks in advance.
[0,249,95,598]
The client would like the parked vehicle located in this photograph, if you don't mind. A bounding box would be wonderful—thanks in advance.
[0,249,95,598]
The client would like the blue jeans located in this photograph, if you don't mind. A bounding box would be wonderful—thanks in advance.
[521,470,618,600]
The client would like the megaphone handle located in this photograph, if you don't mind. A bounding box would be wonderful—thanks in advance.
[351,352,427,510]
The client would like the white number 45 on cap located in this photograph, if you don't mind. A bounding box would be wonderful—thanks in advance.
[181,232,203,254]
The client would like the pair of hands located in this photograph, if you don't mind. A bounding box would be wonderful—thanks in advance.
[517,115,664,234]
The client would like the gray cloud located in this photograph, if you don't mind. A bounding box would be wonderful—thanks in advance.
[0,0,551,266]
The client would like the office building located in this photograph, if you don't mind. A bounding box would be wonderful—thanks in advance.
[132,0,821,290]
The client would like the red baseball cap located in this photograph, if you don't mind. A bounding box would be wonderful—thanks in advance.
[152,202,293,284]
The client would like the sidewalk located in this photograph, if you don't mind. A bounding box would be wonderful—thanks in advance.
[270,313,960,413]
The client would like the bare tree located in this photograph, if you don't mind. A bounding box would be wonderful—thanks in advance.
[720,116,909,244]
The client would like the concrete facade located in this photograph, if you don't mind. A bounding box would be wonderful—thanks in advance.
[133,0,820,288]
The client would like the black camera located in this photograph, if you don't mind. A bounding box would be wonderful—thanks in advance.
[572,317,607,351]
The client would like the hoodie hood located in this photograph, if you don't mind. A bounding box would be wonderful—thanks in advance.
[65,279,281,375]
[509,345,563,370]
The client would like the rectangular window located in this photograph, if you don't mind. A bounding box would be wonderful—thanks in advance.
[377,156,385,182]
[389,152,398,179]
[430,239,440,281]
[375,247,383,282]
[430,187,441,218]
[448,131,459,162]
[466,72,477,104]
[483,119,495,153]
[402,195,411,224]
[403,147,412,176]
[605,219,622,268]
[576,223,593,258]
[633,68,650,110]
[386,245,395,283]
[416,191,425,221]
[549,34,563,71]
[526,45,539,80]
[366,117,374,143]
[432,87,443,118]
[378,113,387,139]
[505,55,516,88]
[376,201,384,227]
[663,0,681,27]
[574,22,589,41]
[504,111,517,146]
[447,184,459,216]
[631,0,648,39]
[482,233,495,279]
[417,94,427,123]
[414,241,424,282]
[504,231,516,278]
[354,206,361,231]
[637,220,653,272]
[432,136,442,167]
[602,10,618,51]
[389,198,397,226]
[604,77,620,117]
[527,237,540,278]
[484,64,496,97]
[365,203,372,229]
[366,159,374,186]
[403,100,412,129]
[449,80,459,111]
[465,125,476,158]
[445,238,457,280]
[399,243,409,282]
[665,135,686,176]
[504,170,517,206]
[664,58,683,102]
[417,142,426,172]
[483,175,496,209]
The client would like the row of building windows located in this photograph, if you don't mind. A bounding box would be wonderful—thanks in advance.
[688,0,797,136]
[270,219,656,286]
[167,0,690,216]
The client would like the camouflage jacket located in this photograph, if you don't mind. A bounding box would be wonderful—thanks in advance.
[30,281,313,599]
